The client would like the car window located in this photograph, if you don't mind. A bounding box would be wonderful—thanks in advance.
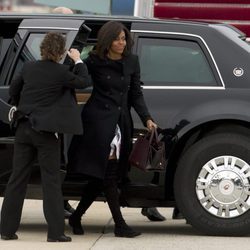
[80,45,94,60]
[138,38,217,86]
[11,33,46,81]
[0,38,12,66]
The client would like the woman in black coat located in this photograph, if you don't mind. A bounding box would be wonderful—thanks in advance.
[68,21,157,238]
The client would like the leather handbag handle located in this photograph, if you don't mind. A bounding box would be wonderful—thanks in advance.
[154,127,159,143]
[151,127,160,144]
[145,127,160,145]
[147,129,155,144]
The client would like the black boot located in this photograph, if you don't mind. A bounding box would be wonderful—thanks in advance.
[69,177,103,235]
[68,214,84,235]
[114,223,141,238]
[104,160,141,238]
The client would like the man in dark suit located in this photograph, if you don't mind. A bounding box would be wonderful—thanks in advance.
[0,32,89,242]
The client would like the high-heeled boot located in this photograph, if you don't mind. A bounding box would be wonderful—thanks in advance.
[68,211,84,235]
[114,222,141,238]
[104,160,141,238]
[69,178,103,235]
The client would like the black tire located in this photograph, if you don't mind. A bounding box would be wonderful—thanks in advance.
[174,133,250,236]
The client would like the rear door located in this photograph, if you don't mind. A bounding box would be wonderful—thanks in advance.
[0,18,90,123]
[127,23,223,201]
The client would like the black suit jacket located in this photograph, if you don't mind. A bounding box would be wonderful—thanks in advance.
[9,60,90,134]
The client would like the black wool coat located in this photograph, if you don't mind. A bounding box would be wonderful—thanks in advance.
[68,53,152,179]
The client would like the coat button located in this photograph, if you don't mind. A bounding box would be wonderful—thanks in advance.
[118,106,121,110]
[107,75,111,79]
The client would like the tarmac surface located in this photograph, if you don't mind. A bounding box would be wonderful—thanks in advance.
[0,198,249,250]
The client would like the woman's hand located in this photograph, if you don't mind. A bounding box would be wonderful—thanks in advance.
[146,119,157,131]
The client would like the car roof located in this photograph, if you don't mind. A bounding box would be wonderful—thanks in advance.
[0,13,244,38]
[0,12,217,26]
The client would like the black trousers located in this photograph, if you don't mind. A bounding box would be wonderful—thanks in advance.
[0,121,64,238]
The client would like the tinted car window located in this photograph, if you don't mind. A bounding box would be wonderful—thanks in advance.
[0,38,13,62]
[138,38,216,86]
[80,45,94,60]
[0,38,12,73]
[11,33,46,82]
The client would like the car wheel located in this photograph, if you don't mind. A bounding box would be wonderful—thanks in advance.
[174,133,250,236]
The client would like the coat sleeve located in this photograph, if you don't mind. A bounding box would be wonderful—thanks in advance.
[129,55,153,126]
[62,62,91,89]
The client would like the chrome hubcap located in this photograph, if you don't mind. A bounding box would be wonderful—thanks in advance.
[196,156,250,218]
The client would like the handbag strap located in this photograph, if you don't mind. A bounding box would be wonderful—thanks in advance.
[154,127,159,142]
[145,127,159,144]
[152,127,160,143]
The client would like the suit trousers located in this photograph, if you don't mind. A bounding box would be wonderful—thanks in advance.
[0,120,65,238]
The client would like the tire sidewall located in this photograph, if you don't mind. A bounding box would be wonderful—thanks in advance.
[174,133,250,236]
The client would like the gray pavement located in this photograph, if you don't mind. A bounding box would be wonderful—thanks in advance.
[0,198,249,250]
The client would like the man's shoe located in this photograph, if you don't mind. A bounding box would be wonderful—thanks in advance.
[172,207,185,219]
[141,207,166,222]
[114,224,141,238]
[1,234,18,240]
[47,234,72,242]
[64,209,72,219]
[65,202,75,214]
[68,215,84,235]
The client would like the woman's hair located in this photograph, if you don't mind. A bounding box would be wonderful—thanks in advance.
[94,21,133,59]
[40,32,66,62]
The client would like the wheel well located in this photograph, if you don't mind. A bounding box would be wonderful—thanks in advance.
[164,120,250,201]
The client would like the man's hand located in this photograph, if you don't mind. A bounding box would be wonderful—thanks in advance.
[67,48,81,63]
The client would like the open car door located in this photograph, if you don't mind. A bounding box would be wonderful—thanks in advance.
[0,18,91,125]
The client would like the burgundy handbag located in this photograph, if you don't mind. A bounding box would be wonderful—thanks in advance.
[129,128,167,171]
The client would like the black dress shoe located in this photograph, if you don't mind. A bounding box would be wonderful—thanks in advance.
[114,224,141,238]
[64,209,72,219]
[172,207,185,219]
[47,234,72,242]
[65,202,76,214]
[141,207,166,222]
[1,234,18,240]
[68,215,84,235]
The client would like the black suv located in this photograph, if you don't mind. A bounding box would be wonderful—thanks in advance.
[1,13,250,236]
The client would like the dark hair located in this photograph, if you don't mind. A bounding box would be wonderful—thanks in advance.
[94,21,133,59]
[40,32,66,62]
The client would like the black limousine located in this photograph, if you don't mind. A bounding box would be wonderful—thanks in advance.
[1,13,250,236]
